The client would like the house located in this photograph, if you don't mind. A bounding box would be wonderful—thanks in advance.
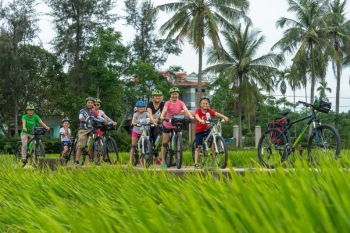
[158,71,210,111]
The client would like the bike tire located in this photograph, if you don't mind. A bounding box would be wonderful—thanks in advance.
[165,143,173,168]
[143,138,153,168]
[133,149,139,166]
[94,137,106,164]
[175,134,183,169]
[105,138,119,164]
[36,141,45,157]
[213,136,228,169]
[257,128,288,168]
[307,124,341,163]
[14,142,22,164]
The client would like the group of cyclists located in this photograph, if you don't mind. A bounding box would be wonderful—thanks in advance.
[20,87,229,168]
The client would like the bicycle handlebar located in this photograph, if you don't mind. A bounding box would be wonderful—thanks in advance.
[298,100,314,108]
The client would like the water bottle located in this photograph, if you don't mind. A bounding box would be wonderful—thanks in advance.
[154,135,162,149]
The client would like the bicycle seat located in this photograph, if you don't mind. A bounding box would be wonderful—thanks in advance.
[277,111,290,117]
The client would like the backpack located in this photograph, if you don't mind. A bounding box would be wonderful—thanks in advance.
[269,117,289,144]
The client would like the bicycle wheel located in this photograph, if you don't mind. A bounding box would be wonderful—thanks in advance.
[307,124,341,163]
[94,137,106,164]
[211,136,227,169]
[165,143,173,168]
[143,138,153,168]
[175,134,183,169]
[105,138,119,164]
[133,149,139,166]
[257,128,288,168]
[14,142,22,164]
[35,141,45,157]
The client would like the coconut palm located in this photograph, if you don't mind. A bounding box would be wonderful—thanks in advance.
[272,0,335,107]
[205,23,283,147]
[317,79,332,99]
[153,0,250,103]
[325,0,350,127]
[274,67,291,110]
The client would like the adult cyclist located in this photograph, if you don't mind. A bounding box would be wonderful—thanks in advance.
[159,87,194,167]
[147,89,164,164]
[21,105,50,165]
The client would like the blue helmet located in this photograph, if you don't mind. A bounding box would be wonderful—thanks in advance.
[135,100,146,107]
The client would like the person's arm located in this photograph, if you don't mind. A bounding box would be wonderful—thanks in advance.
[22,120,27,132]
[160,106,168,121]
[215,112,229,122]
[147,107,157,125]
[182,105,194,120]
[195,113,205,125]
[131,115,137,126]
[39,120,50,131]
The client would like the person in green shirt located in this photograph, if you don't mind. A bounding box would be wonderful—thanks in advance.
[21,105,50,164]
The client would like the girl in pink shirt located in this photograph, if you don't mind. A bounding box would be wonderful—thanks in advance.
[159,87,194,167]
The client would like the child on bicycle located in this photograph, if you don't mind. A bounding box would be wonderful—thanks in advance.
[159,87,194,168]
[129,100,149,165]
[21,105,50,164]
[193,97,229,169]
[60,117,71,159]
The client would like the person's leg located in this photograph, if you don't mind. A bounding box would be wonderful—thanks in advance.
[129,131,139,165]
[21,133,29,162]
[194,132,204,167]
[161,131,170,164]
[75,130,89,165]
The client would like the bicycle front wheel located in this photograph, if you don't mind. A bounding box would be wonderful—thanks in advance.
[143,138,153,168]
[14,143,22,164]
[105,138,119,164]
[307,124,341,163]
[212,136,228,169]
[175,134,183,169]
[257,128,287,168]
[94,137,106,164]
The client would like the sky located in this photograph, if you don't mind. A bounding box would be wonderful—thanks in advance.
[16,0,350,112]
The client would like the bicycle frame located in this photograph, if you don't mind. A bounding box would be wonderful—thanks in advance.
[203,119,224,153]
[136,123,152,155]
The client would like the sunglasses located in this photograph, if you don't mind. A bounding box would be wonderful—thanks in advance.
[94,104,100,106]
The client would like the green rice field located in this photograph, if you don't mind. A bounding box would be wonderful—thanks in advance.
[1,151,350,232]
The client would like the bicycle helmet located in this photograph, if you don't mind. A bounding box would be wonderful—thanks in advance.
[152,89,163,96]
[135,100,146,107]
[199,96,211,104]
[85,97,96,102]
[169,87,180,93]
[61,117,70,123]
[95,98,101,103]
[26,105,35,110]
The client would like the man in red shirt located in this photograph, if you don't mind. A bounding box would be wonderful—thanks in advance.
[193,97,229,169]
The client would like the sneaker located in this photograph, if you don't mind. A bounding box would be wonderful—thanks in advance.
[74,161,80,166]
[103,157,109,162]
[194,164,200,169]
[161,162,167,168]
[155,157,161,165]
[95,160,101,166]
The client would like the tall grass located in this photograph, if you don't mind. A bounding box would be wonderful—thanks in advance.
[1,155,350,232]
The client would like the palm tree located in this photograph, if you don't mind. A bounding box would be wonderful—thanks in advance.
[274,67,290,110]
[325,0,350,127]
[153,0,250,104]
[272,0,334,107]
[205,23,283,147]
[317,79,332,99]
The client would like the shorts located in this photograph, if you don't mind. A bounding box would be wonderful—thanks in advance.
[195,129,211,147]
[61,141,70,147]
[77,129,92,149]
[162,124,173,133]
[131,130,141,138]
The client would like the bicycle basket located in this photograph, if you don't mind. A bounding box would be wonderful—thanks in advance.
[314,99,331,113]
[34,128,45,135]
[171,114,186,126]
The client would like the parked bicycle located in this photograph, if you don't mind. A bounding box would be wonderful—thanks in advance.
[14,128,46,167]
[257,98,341,168]
[191,119,228,169]
[164,115,191,169]
[132,120,153,168]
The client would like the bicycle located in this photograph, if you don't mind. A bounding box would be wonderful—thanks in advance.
[191,119,228,169]
[164,115,191,169]
[257,98,341,168]
[132,120,154,168]
[14,128,46,167]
